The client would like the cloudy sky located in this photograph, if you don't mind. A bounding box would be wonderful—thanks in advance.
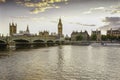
[0,0,120,36]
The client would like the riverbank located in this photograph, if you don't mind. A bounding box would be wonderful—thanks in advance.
[0,41,120,52]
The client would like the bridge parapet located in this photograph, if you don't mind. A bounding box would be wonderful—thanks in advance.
[30,36,45,42]
[30,36,56,42]
[9,36,57,43]
[10,36,31,42]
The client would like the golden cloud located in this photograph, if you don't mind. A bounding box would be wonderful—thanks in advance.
[47,0,68,3]
[17,0,68,14]
[0,0,6,3]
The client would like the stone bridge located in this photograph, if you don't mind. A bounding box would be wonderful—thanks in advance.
[0,36,65,50]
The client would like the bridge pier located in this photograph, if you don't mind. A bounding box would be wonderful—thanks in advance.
[8,41,16,50]
[45,43,48,47]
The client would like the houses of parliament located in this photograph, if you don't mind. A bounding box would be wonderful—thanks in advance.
[0,18,120,42]
[9,18,64,40]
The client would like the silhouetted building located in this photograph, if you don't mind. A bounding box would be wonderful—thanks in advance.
[9,22,17,36]
[38,31,57,40]
[107,28,120,37]
[8,18,65,40]
[39,31,49,38]
[13,25,31,36]
[26,25,30,33]
[65,34,70,41]
[91,30,101,41]
[71,30,89,41]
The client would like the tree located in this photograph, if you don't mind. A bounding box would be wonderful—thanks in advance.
[91,34,97,41]
[101,35,107,41]
[117,36,120,41]
[76,34,83,41]
[107,35,117,41]
[107,35,112,41]
[112,36,117,41]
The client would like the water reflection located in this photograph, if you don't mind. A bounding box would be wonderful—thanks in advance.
[57,46,64,80]
[0,45,120,80]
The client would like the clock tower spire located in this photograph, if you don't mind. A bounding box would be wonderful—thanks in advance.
[58,18,63,37]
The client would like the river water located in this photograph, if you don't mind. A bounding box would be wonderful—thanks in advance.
[0,45,120,80]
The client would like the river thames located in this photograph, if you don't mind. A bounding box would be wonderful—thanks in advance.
[0,45,120,80]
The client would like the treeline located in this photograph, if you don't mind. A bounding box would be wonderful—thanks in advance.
[101,35,120,41]
[75,34,120,41]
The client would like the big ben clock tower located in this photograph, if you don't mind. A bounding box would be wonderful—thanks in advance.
[58,18,63,37]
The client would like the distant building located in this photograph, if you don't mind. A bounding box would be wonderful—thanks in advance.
[71,30,89,41]
[9,22,17,36]
[38,18,64,40]
[107,28,120,37]
[39,31,49,38]
[91,30,101,41]
[38,31,57,40]
[9,18,65,39]
[65,34,69,38]
[13,25,32,36]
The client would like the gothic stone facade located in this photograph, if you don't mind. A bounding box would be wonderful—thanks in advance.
[107,28,120,37]
[91,30,101,41]
[71,31,89,41]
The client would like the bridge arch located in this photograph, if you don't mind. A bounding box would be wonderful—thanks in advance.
[13,39,29,42]
[55,40,60,45]
[13,39,30,49]
[33,40,44,43]
[61,41,65,45]
[33,40,45,47]
[0,40,7,50]
[47,40,54,46]
[0,40,6,43]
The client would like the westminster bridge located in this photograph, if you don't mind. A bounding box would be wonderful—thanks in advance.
[0,36,66,50]
[1,36,118,50]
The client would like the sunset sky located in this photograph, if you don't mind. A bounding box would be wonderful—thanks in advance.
[0,0,120,36]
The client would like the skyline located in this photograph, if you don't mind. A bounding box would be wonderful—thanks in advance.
[0,0,120,36]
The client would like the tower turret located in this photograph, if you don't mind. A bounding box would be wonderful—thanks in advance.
[9,22,17,36]
[26,25,30,33]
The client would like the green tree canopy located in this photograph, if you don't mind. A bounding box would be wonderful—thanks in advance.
[117,36,120,41]
[101,35,107,41]
[76,34,83,41]
[91,34,97,41]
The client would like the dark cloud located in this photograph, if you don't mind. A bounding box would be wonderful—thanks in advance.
[99,17,120,30]
[102,17,120,23]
